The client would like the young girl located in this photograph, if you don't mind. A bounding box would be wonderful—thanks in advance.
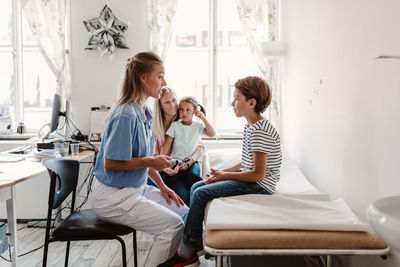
[158,76,282,267]
[161,96,216,171]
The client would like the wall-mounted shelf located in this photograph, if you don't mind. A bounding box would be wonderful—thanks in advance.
[375,55,400,59]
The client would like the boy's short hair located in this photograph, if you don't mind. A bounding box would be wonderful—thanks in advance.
[234,76,271,114]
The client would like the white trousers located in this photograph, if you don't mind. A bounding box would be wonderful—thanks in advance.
[91,179,189,267]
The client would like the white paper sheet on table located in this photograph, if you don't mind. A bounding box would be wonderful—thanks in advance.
[276,159,320,194]
[206,193,369,232]
[206,153,368,232]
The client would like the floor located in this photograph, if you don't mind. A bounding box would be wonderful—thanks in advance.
[0,224,217,267]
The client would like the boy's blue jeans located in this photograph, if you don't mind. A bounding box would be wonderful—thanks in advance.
[183,179,270,248]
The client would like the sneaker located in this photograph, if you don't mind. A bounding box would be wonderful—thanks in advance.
[196,244,205,257]
[158,251,200,267]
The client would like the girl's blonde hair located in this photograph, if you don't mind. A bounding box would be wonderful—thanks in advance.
[179,96,206,116]
[153,87,178,142]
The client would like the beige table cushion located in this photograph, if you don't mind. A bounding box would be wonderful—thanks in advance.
[204,202,387,250]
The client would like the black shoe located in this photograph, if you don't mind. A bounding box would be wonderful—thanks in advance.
[158,251,200,267]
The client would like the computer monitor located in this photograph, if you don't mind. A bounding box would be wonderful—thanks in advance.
[50,94,62,132]
[49,93,70,140]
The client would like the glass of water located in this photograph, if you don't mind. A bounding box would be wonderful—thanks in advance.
[70,143,79,158]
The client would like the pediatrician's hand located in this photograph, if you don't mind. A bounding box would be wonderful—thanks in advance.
[150,155,173,171]
[205,168,226,184]
[163,165,180,176]
[160,185,184,206]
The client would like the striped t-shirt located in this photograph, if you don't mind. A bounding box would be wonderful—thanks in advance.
[240,119,282,194]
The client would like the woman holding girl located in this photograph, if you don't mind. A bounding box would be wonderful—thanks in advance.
[152,89,215,205]
[91,52,188,267]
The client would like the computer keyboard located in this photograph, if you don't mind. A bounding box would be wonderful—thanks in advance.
[8,145,32,154]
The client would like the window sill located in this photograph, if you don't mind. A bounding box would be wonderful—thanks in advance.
[202,132,243,140]
[0,133,36,140]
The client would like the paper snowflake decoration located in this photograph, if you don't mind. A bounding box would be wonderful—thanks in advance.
[83,5,129,58]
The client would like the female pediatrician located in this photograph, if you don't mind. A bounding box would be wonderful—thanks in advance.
[91,52,188,267]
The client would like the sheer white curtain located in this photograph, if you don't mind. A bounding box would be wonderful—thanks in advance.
[148,0,179,60]
[20,0,71,99]
[235,0,280,127]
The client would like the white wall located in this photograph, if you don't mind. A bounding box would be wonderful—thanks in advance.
[281,0,400,266]
[70,0,149,134]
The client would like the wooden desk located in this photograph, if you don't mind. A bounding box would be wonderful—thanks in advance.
[0,180,16,189]
[0,150,94,266]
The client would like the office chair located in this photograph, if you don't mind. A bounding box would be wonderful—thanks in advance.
[41,158,137,267]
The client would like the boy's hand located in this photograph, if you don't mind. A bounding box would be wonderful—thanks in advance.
[205,168,225,184]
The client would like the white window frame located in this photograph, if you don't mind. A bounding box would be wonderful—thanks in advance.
[209,0,218,128]
[176,0,279,139]
[11,0,24,125]
[3,0,60,133]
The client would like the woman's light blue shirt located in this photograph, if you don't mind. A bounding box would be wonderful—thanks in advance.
[93,102,155,188]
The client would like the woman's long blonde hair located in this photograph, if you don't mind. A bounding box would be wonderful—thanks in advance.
[108,52,163,121]
[153,87,178,142]
[118,52,163,105]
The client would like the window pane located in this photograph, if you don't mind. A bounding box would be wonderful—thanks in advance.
[165,0,264,133]
[21,9,56,131]
[0,1,54,133]
[22,48,56,131]
[0,0,14,133]
[0,0,12,46]
[164,0,209,118]
[216,0,262,132]
[0,51,15,127]
[21,8,36,46]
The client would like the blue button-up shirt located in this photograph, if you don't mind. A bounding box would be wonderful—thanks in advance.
[94,102,155,188]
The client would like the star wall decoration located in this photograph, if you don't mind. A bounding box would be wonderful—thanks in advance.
[83,5,129,59]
